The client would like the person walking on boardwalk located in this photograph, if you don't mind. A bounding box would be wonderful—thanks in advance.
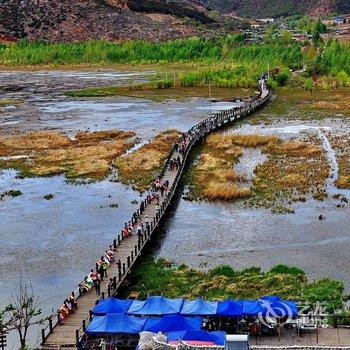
[145,215,150,234]
[137,224,142,238]
[94,278,101,295]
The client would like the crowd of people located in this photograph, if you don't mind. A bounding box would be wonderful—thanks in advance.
[56,82,270,329]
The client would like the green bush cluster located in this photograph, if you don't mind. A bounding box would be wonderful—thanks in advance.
[179,66,257,88]
[0,36,303,68]
[129,258,345,311]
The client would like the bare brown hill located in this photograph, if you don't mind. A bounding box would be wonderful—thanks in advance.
[0,0,238,42]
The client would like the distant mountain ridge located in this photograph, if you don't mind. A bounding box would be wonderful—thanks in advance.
[0,0,231,42]
[198,0,350,17]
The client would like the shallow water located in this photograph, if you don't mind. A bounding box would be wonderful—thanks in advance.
[0,169,141,347]
[0,69,238,139]
[157,118,350,291]
[158,195,350,290]
[0,69,349,347]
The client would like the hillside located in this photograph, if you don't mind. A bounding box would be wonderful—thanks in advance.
[0,0,240,42]
[199,0,350,17]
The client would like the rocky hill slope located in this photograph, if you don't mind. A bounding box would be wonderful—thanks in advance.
[0,0,237,42]
[199,0,350,17]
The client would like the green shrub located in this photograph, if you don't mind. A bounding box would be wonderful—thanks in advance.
[266,77,278,89]
[269,264,305,275]
[209,265,236,278]
[304,78,313,92]
[275,69,290,86]
[156,80,173,89]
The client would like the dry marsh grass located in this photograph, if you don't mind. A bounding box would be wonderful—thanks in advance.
[329,134,350,189]
[206,133,278,149]
[189,133,267,201]
[0,130,136,179]
[310,100,350,111]
[115,129,181,192]
[250,137,329,208]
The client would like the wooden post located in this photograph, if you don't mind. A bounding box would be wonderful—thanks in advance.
[131,251,134,261]
[118,269,121,281]
[107,285,111,297]
[113,239,117,248]
[89,310,93,321]
[122,263,126,275]
[134,245,137,256]
[82,319,86,332]
[49,318,53,333]
[127,257,130,268]
[75,329,79,346]
[41,329,45,345]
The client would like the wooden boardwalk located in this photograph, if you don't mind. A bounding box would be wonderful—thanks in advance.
[41,80,270,349]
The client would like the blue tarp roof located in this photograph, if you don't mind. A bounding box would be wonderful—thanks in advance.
[92,298,133,316]
[260,298,298,317]
[128,296,184,315]
[143,314,203,333]
[242,300,264,316]
[217,300,243,317]
[260,296,281,304]
[167,330,226,346]
[181,298,218,316]
[86,313,146,334]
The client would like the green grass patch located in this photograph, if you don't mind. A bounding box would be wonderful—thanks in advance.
[127,258,345,312]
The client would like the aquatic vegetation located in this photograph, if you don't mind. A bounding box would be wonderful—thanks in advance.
[250,138,329,209]
[43,194,54,200]
[0,98,24,106]
[0,129,136,180]
[115,129,181,192]
[188,133,278,201]
[128,258,345,311]
[67,82,252,101]
[0,189,22,199]
[259,87,350,120]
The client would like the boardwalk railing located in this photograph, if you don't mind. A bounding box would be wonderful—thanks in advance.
[41,79,270,349]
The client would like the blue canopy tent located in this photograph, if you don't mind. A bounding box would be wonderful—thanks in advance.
[167,330,226,346]
[181,298,218,316]
[217,300,243,317]
[85,313,146,335]
[260,296,298,317]
[242,300,264,316]
[128,296,184,316]
[91,298,133,316]
[260,296,281,304]
[143,314,203,333]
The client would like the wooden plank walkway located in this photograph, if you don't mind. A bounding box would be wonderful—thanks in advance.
[41,80,270,349]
